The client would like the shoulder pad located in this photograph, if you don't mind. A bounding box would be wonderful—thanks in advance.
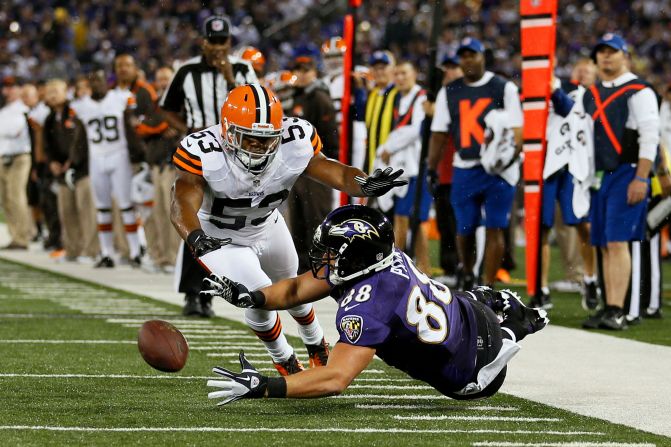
[281,117,322,155]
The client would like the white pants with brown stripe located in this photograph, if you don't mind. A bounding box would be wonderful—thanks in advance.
[89,150,140,258]
[197,213,325,363]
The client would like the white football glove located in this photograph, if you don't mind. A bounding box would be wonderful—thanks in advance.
[207,351,268,406]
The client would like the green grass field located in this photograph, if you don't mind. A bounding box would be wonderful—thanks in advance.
[1,258,669,446]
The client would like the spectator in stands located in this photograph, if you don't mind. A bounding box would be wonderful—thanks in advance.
[0,77,35,249]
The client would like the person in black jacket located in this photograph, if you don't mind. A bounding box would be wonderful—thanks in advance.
[43,79,98,262]
[286,56,339,272]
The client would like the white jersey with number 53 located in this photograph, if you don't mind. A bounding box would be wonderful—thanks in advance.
[71,89,131,156]
[172,116,324,245]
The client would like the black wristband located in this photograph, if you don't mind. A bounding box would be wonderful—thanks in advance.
[186,229,205,248]
[250,290,267,308]
[266,377,287,398]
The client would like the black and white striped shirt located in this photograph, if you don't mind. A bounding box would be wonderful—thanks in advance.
[159,55,258,131]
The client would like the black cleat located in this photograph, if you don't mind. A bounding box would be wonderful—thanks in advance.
[182,294,203,316]
[581,281,601,311]
[527,289,553,310]
[129,256,142,269]
[199,294,215,318]
[500,289,549,341]
[95,256,115,268]
[598,307,628,331]
[582,309,606,330]
[643,308,663,319]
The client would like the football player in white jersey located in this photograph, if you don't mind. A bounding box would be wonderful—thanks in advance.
[71,70,143,268]
[171,84,405,375]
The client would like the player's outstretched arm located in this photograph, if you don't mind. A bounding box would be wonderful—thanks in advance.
[206,343,375,405]
[304,152,407,197]
[202,270,331,310]
[283,342,375,398]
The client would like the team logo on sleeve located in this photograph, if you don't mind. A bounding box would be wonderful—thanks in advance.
[329,219,379,242]
[340,315,363,344]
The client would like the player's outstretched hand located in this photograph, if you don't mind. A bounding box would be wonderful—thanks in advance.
[355,167,408,197]
[207,351,268,405]
[187,229,232,258]
[201,274,264,308]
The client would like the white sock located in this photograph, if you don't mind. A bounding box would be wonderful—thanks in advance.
[98,231,114,258]
[584,275,597,284]
[121,209,141,258]
[244,308,294,363]
[288,304,324,345]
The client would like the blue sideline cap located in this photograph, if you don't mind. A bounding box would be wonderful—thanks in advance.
[591,33,628,59]
[369,50,393,66]
[457,37,485,55]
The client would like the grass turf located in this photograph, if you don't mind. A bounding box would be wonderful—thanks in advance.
[0,258,669,446]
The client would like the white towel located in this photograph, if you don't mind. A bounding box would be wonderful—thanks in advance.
[480,109,519,186]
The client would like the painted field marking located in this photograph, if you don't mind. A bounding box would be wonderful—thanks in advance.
[356,404,518,411]
[472,443,655,447]
[0,340,136,344]
[189,335,257,340]
[0,426,605,435]
[0,373,429,385]
[348,385,433,390]
[394,415,562,422]
[190,346,268,351]
[106,319,215,325]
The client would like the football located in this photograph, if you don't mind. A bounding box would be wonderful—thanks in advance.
[137,320,189,372]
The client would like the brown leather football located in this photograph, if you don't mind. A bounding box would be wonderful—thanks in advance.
[137,320,189,372]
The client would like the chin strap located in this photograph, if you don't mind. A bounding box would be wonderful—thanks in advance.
[329,250,395,285]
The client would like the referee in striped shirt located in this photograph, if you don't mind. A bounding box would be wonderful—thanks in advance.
[159,15,258,317]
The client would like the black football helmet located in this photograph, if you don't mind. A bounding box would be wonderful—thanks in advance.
[309,205,395,286]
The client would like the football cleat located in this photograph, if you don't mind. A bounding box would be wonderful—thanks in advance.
[182,294,203,317]
[598,307,628,331]
[582,309,606,330]
[581,280,601,311]
[527,289,553,310]
[199,294,215,318]
[273,354,305,376]
[95,256,115,268]
[500,289,549,341]
[306,338,330,368]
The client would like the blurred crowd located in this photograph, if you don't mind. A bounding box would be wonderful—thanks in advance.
[2,1,671,90]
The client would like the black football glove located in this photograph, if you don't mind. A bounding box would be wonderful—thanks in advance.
[207,351,268,405]
[186,229,232,258]
[354,167,408,197]
[200,273,265,308]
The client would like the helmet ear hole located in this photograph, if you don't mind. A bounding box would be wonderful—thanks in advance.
[314,205,395,285]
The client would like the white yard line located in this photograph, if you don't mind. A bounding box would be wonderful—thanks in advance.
[0,340,136,344]
[0,425,604,435]
[356,404,518,411]
[394,415,561,422]
[348,385,433,390]
[472,443,655,447]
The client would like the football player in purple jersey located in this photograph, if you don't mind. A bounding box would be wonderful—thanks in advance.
[201,205,548,405]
